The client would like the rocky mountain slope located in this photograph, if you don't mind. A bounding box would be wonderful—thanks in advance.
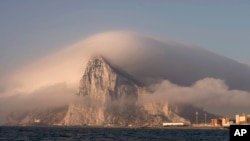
[6,56,217,127]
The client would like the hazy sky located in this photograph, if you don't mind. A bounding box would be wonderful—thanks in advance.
[0,0,250,75]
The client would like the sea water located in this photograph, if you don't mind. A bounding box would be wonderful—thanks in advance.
[0,126,229,141]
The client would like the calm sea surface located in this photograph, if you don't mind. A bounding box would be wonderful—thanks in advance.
[0,126,229,141]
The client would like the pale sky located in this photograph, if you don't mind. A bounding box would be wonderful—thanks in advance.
[0,0,250,75]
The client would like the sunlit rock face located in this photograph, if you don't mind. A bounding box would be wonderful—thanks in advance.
[62,56,142,125]
[78,56,139,104]
[62,56,141,126]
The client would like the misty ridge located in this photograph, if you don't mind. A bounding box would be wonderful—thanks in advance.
[1,31,250,124]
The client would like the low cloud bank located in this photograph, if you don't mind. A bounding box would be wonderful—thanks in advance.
[0,83,78,124]
[141,77,250,117]
[0,77,249,124]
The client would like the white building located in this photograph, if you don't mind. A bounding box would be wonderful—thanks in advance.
[162,122,187,126]
[34,119,41,123]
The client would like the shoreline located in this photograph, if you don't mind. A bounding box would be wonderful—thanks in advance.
[0,125,229,130]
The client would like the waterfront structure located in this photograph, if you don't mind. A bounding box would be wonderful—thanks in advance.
[235,114,250,124]
[162,122,187,127]
[210,117,234,127]
[34,119,41,123]
[211,118,222,126]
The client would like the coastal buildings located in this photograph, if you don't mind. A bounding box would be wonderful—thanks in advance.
[210,117,234,127]
[161,113,250,127]
[209,114,250,127]
[235,114,250,124]
[211,118,222,126]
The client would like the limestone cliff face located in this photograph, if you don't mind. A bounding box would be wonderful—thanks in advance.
[62,56,142,125]
[78,56,139,103]
[61,56,191,126]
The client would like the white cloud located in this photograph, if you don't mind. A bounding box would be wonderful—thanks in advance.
[143,78,250,117]
[0,31,250,121]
